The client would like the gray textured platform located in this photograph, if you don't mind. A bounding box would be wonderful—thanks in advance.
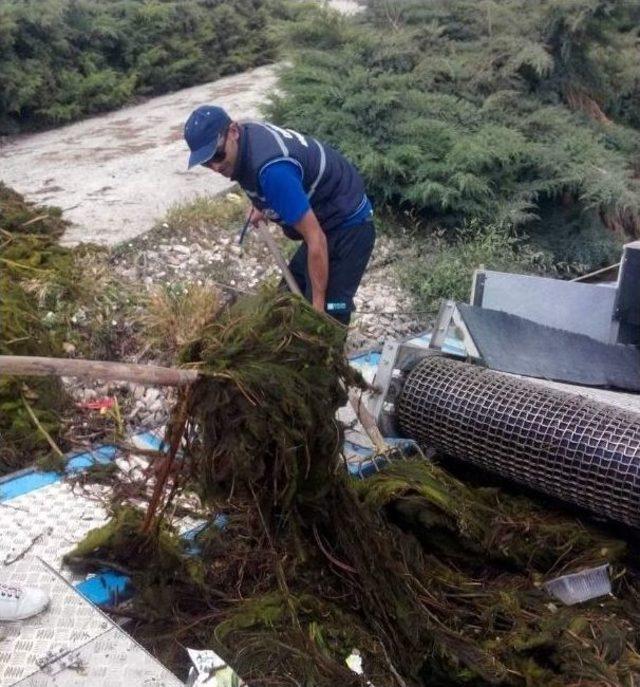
[0,558,181,687]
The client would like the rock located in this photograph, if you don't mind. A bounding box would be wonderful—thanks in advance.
[144,388,160,404]
[148,399,163,413]
[128,399,146,420]
[82,388,98,401]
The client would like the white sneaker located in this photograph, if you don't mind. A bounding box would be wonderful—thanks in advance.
[0,584,49,621]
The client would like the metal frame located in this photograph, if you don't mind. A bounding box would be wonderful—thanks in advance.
[371,300,481,436]
[371,341,437,436]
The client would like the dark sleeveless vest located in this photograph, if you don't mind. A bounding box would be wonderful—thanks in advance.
[231,121,366,239]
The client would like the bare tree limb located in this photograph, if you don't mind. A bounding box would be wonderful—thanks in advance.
[0,355,199,387]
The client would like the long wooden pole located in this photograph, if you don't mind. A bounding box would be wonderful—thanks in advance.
[0,355,198,387]
[254,222,301,294]
[254,222,389,454]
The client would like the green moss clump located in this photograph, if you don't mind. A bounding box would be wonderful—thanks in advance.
[70,290,640,686]
[0,182,143,473]
[178,289,363,510]
[65,506,185,573]
[0,183,75,473]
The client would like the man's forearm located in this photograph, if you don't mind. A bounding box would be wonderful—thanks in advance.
[306,234,328,310]
[294,209,329,312]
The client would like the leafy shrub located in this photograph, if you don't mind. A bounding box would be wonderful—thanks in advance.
[0,0,278,134]
[267,0,640,274]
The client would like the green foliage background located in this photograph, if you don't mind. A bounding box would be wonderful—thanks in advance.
[0,0,277,134]
[268,0,640,283]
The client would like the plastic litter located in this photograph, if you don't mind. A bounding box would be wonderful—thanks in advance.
[185,648,244,686]
[543,564,611,605]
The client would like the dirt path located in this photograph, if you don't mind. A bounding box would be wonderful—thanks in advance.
[0,65,278,246]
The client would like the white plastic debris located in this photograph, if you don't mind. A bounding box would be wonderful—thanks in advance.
[543,564,611,605]
[346,649,363,675]
[346,648,377,686]
[185,648,244,687]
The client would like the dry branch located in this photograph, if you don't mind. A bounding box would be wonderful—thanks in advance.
[0,355,199,386]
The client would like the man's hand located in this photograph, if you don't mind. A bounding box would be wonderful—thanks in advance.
[294,209,328,313]
[247,207,265,226]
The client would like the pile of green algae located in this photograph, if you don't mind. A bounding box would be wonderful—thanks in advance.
[66,290,640,686]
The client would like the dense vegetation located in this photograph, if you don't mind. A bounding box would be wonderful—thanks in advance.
[0,0,277,134]
[0,184,73,471]
[269,0,640,297]
[0,184,139,472]
[68,291,640,686]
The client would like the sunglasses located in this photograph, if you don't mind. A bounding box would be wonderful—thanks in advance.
[204,128,229,167]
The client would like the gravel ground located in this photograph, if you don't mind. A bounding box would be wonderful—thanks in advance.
[110,195,429,347]
[65,192,429,431]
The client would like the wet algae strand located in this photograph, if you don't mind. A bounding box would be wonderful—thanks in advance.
[68,291,640,686]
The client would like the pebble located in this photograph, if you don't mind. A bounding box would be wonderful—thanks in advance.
[148,400,163,413]
[144,388,160,403]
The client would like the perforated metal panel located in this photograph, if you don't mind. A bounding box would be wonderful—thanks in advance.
[397,356,640,527]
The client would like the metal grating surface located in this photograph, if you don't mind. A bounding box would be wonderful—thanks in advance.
[0,429,185,687]
[0,557,178,686]
[0,481,108,585]
[12,625,180,686]
[0,557,181,687]
[397,356,640,528]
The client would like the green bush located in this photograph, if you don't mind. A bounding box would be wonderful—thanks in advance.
[0,0,278,134]
[267,0,640,273]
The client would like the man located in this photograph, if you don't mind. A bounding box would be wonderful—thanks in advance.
[184,105,375,325]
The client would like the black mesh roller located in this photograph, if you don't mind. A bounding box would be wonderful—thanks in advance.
[397,356,640,528]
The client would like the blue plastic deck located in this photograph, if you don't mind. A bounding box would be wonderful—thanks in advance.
[0,446,116,502]
[136,431,165,451]
[349,350,381,367]
[75,571,131,606]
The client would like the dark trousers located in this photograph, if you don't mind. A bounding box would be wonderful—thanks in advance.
[287,220,375,325]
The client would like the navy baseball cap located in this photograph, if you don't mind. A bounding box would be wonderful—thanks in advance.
[184,105,231,169]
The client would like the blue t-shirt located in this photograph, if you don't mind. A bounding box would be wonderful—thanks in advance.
[259,161,372,229]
